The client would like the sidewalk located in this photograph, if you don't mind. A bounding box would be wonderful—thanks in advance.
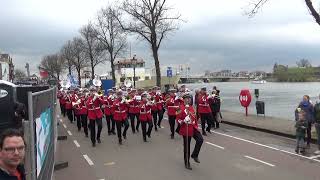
[221,111,318,142]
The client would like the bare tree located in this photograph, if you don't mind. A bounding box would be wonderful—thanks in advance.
[95,5,127,86]
[80,23,106,80]
[39,54,65,80]
[71,37,88,87]
[297,59,312,68]
[60,40,74,75]
[119,0,182,87]
[14,69,26,80]
[246,0,320,26]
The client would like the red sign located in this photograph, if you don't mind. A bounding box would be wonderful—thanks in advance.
[40,70,49,79]
[239,89,252,116]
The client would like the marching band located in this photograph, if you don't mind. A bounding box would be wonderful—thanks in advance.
[57,81,221,170]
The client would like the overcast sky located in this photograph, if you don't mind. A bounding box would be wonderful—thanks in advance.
[1,0,320,76]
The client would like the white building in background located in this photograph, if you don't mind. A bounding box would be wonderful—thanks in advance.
[0,54,14,82]
[113,58,151,84]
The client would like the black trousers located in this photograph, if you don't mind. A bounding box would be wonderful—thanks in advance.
[157,109,164,127]
[306,122,312,145]
[152,111,158,130]
[105,115,115,133]
[129,113,140,133]
[89,118,102,144]
[66,109,73,123]
[141,120,153,141]
[200,113,213,133]
[169,115,176,137]
[60,103,66,117]
[183,130,203,165]
[75,115,81,130]
[116,120,129,142]
[81,115,88,136]
[212,112,220,129]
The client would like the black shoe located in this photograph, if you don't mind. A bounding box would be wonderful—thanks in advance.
[143,138,147,142]
[108,132,111,135]
[295,149,299,154]
[85,134,88,138]
[97,139,101,144]
[123,135,127,139]
[132,131,136,134]
[171,135,174,139]
[78,128,81,132]
[202,132,207,136]
[112,131,116,135]
[192,156,200,163]
[119,140,122,145]
[136,128,139,132]
[185,164,192,170]
[158,125,161,129]
[147,134,151,138]
[92,143,96,147]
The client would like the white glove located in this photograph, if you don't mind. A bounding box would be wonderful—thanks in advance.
[184,116,191,124]
[101,105,105,109]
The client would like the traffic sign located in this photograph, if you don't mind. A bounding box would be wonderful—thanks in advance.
[167,67,172,77]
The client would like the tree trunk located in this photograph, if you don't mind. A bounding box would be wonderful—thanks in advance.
[152,46,161,87]
[305,0,320,26]
[77,69,82,87]
[91,60,95,80]
[68,65,72,75]
[110,59,116,86]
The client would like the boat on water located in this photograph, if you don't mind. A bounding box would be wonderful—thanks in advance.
[251,77,267,84]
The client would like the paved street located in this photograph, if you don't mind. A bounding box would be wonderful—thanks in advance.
[54,114,320,180]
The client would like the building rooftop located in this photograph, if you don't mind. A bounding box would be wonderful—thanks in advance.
[115,58,145,65]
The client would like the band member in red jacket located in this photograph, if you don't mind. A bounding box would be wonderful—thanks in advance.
[79,91,88,137]
[176,93,203,170]
[166,89,180,139]
[113,91,129,145]
[72,92,82,131]
[58,90,66,117]
[103,89,116,135]
[198,87,213,136]
[65,91,73,123]
[86,87,104,147]
[139,93,153,142]
[128,89,140,134]
[155,87,165,129]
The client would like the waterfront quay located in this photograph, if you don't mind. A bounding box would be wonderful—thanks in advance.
[54,108,320,180]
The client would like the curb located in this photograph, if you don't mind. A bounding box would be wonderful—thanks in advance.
[221,120,318,144]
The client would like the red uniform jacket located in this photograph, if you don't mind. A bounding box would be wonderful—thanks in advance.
[129,99,140,114]
[197,94,212,114]
[86,96,104,120]
[155,94,164,111]
[59,93,66,105]
[65,95,72,110]
[166,96,180,116]
[103,96,114,116]
[176,104,199,137]
[72,94,80,115]
[79,97,87,115]
[113,99,127,121]
[139,101,152,121]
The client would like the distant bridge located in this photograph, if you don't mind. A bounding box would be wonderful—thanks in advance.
[179,76,250,83]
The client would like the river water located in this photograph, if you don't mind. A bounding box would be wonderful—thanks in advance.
[185,82,320,120]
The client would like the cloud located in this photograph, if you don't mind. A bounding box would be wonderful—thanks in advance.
[1,0,320,77]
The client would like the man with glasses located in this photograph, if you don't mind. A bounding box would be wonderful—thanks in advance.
[0,128,26,180]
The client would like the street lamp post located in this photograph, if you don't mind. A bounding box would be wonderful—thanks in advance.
[132,55,137,88]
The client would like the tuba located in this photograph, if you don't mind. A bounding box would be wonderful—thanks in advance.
[60,80,71,92]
